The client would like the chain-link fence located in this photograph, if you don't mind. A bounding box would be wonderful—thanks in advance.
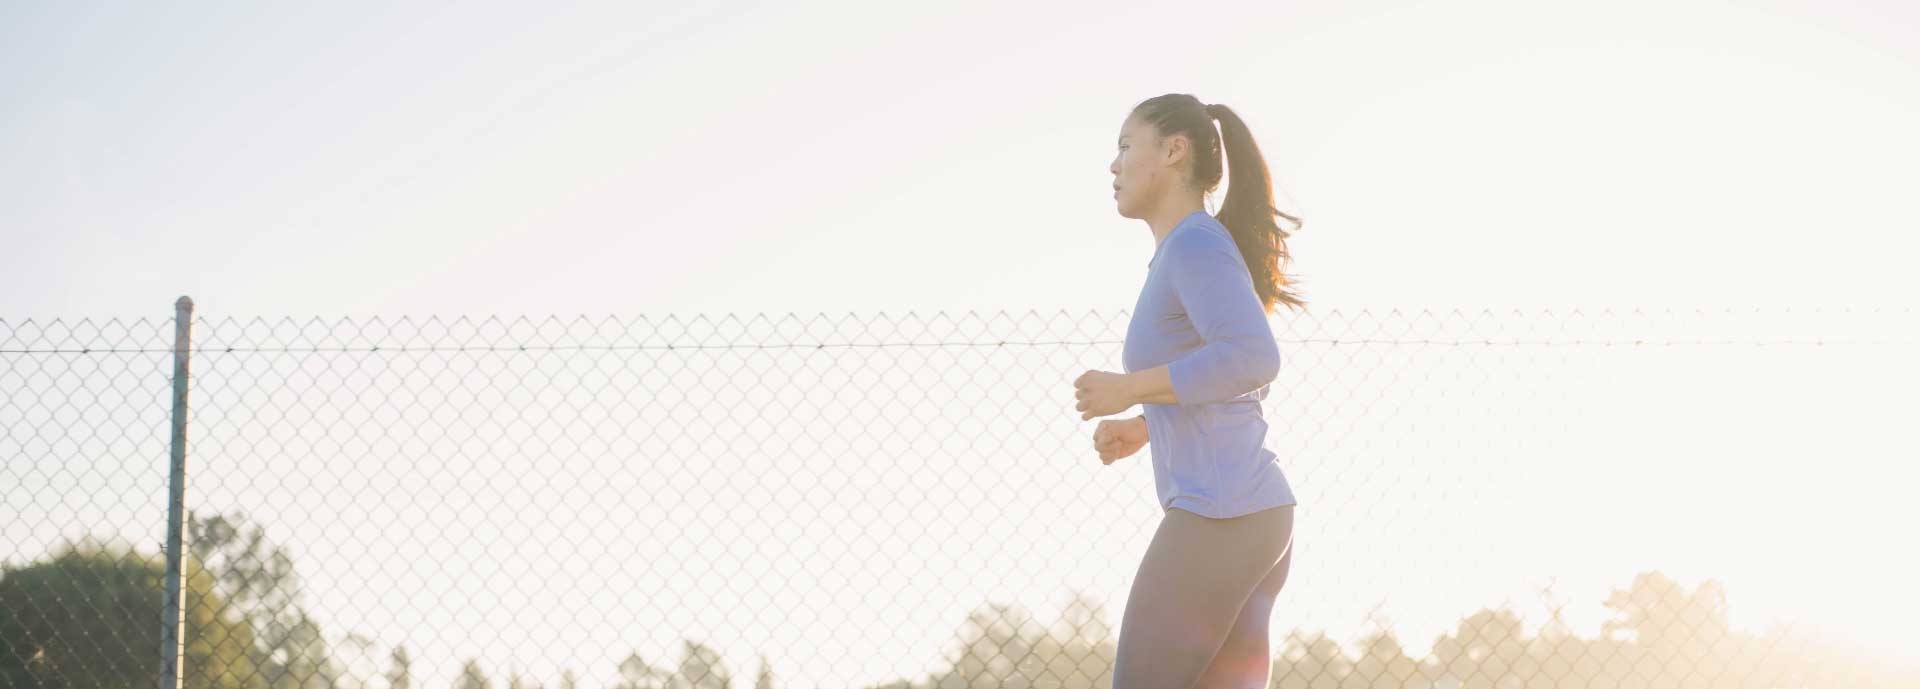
[4,304,1918,689]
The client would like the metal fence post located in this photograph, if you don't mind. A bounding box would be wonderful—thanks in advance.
[159,296,193,689]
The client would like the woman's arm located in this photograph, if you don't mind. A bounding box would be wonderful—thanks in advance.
[1122,366,1179,406]
[1156,230,1281,405]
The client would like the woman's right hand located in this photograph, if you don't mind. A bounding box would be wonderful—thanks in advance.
[1092,415,1149,465]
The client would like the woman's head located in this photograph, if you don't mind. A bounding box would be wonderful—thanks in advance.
[1111,93,1306,313]
[1110,95,1219,217]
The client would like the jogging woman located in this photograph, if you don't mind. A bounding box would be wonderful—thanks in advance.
[1073,93,1304,689]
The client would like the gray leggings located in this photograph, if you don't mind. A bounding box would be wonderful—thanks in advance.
[1112,504,1295,689]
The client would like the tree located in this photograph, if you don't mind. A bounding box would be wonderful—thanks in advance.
[384,645,412,689]
[754,654,775,689]
[1274,630,1352,689]
[1042,593,1115,689]
[1597,572,1737,688]
[188,511,341,689]
[1349,629,1420,689]
[928,602,1047,689]
[1432,608,1528,689]
[455,658,493,689]
[0,538,264,689]
[1603,572,1730,659]
[616,651,670,689]
[671,641,732,689]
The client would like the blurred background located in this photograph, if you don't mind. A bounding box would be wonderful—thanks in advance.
[4,1,1917,688]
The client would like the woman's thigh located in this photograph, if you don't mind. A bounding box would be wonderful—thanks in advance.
[1193,542,1294,689]
[1112,505,1294,689]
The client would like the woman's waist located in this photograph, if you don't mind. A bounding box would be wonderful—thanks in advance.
[1143,398,1267,422]
[1143,403,1270,449]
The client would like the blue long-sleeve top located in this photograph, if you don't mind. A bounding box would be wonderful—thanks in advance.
[1121,210,1298,518]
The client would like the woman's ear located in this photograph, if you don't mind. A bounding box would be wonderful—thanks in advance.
[1161,133,1189,169]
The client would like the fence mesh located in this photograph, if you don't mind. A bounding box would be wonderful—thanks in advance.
[4,307,1917,689]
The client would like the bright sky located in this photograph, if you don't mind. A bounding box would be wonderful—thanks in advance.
[7,0,1918,320]
[6,1,1919,688]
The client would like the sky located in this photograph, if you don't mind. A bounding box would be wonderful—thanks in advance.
[6,0,1918,320]
[5,1,1920,688]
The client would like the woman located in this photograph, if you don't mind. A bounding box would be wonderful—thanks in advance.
[1072,93,1305,689]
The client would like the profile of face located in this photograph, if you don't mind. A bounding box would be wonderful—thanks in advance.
[1109,115,1191,219]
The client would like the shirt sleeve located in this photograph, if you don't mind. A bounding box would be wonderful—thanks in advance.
[1162,229,1282,405]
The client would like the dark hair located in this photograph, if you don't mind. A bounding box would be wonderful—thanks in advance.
[1131,94,1304,313]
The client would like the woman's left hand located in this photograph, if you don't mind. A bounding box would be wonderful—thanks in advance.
[1074,370,1135,421]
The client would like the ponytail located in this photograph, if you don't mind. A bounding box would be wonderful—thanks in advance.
[1205,103,1305,313]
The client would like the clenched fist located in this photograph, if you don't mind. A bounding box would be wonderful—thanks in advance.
[1074,369,1135,420]
[1092,415,1149,465]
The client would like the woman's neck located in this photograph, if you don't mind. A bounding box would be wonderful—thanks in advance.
[1147,195,1208,246]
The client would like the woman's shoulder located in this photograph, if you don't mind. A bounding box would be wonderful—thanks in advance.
[1164,213,1239,260]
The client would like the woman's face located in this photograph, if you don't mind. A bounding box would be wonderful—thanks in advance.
[1109,115,1175,219]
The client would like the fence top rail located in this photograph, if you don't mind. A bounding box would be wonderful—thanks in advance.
[0,305,1914,354]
